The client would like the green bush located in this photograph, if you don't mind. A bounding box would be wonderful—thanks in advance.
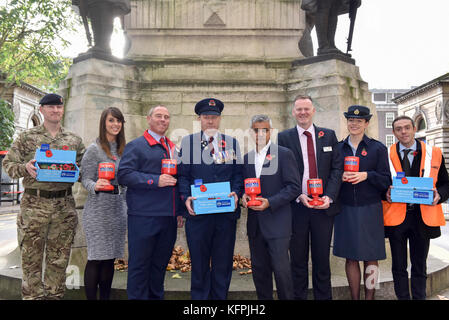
[0,99,15,151]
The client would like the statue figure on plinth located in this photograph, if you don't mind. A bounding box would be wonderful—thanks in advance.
[299,0,361,57]
[72,0,131,55]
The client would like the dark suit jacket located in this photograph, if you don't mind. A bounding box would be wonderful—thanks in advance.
[277,125,343,216]
[243,143,301,239]
[178,131,244,220]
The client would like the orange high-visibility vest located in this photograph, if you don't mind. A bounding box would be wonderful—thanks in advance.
[382,141,446,227]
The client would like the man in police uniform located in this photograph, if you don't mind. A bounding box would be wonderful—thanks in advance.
[178,98,243,300]
[384,115,449,300]
[3,93,85,300]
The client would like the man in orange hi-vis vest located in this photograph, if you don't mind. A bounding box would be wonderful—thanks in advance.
[383,115,449,300]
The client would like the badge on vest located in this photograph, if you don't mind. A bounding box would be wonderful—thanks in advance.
[323,146,332,152]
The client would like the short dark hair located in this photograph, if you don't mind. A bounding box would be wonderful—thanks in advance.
[392,115,415,130]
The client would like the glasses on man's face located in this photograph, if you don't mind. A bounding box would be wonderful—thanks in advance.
[252,128,270,134]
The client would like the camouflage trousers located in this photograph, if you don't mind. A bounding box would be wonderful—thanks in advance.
[17,193,78,300]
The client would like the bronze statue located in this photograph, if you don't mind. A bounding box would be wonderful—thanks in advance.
[72,0,131,55]
[299,0,361,57]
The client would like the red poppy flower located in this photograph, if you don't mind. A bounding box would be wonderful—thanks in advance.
[220,140,226,148]
[63,164,70,170]
[318,131,324,138]
[200,185,207,192]
[266,154,272,161]
[62,145,69,150]
[413,151,418,157]
[112,156,117,161]
[45,150,53,157]
[401,177,408,184]
[361,149,367,156]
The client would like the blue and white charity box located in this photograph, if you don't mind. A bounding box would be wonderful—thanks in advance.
[34,145,79,183]
[391,174,434,205]
[191,180,236,215]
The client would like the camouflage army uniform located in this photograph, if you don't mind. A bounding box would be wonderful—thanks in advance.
[3,124,85,300]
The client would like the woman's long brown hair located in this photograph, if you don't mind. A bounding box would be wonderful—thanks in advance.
[99,107,126,159]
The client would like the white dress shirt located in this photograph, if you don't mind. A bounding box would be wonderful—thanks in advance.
[254,140,272,178]
[296,124,317,194]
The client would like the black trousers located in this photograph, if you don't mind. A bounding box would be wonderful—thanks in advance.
[387,210,430,300]
[248,222,293,300]
[290,205,334,300]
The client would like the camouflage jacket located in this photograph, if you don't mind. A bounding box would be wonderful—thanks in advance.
[3,124,86,191]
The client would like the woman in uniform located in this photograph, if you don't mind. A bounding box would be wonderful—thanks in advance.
[333,105,391,300]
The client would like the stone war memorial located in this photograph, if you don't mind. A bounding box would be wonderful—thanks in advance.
[60,0,378,299]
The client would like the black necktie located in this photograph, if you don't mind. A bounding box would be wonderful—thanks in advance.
[208,136,215,155]
[402,149,411,176]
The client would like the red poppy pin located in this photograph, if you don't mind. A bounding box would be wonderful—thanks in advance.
[401,177,408,184]
[62,145,69,150]
[220,140,226,149]
[361,149,367,157]
[45,150,53,157]
[112,156,117,161]
[200,185,207,192]
[318,131,324,138]
[413,151,418,157]
[266,154,272,161]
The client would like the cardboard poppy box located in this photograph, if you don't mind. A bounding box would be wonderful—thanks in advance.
[190,181,236,214]
[391,174,434,205]
[34,145,79,183]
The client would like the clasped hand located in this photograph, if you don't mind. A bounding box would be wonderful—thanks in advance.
[241,193,269,211]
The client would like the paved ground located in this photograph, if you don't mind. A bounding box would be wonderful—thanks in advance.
[2,203,449,300]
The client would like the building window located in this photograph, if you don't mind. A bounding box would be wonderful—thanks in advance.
[386,93,394,103]
[386,135,395,147]
[373,93,386,102]
[417,118,426,131]
[385,112,395,128]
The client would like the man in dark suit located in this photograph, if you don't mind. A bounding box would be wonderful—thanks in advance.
[384,115,449,300]
[242,115,301,300]
[278,95,343,300]
[178,98,243,300]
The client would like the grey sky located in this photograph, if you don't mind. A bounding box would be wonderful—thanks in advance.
[65,0,449,91]
[328,0,449,90]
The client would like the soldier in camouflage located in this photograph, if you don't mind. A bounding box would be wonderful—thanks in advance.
[3,93,85,300]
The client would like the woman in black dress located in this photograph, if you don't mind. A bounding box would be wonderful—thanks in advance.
[333,105,391,300]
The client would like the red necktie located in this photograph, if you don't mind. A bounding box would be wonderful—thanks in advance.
[303,131,317,178]
[208,136,215,155]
